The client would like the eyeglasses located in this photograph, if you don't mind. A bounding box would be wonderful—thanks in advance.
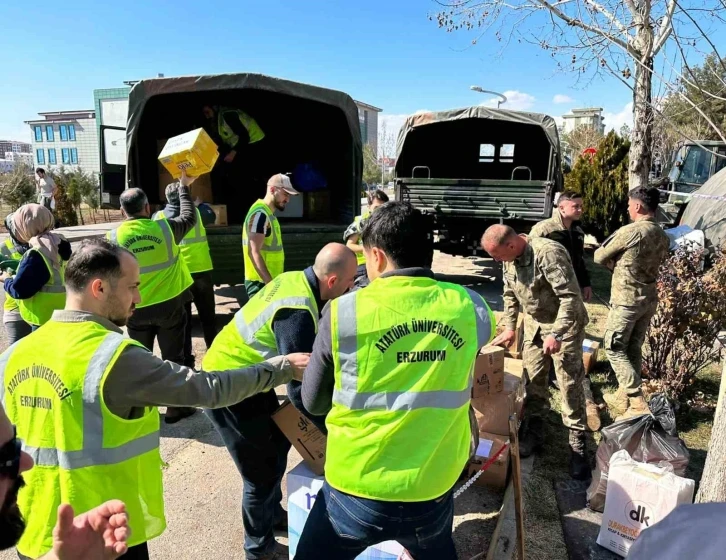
[0,426,22,480]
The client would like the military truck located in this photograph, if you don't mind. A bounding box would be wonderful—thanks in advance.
[394,107,562,256]
[100,73,363,285]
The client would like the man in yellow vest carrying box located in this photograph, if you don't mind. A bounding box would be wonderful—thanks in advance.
[108,173,196,423]
[203,243,357,560]
[242,174,299,300]
[154,184,218,368]
[0,238,309,560]
[297,202,495,560]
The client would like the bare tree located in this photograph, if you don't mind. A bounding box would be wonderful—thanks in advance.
[378,121,397,183]
[563,124,605,160]
[433,0,726,190]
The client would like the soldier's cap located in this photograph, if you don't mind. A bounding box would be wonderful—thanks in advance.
[268,173,299,195]
[165,183,180,204]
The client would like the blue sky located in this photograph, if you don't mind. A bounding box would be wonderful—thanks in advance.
[0,0,638,144]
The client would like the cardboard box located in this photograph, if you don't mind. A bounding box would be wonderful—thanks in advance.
[287,462,410,559]
[504,357,524,380]
[496,315,524,359]
[472,346,505,398]
[471,372,525,437]
[157,139,213,203]
[597,450,695,557]
[583,339,601,374]
[304,191,331,220]
[158,128,219,179]
[467,431,510,489]
[207,204,228,226]
[272,402,327,475]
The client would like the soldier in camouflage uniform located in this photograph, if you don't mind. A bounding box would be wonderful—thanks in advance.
[530,190,602,431]
[482,225,590,480]
[595,187,670,420]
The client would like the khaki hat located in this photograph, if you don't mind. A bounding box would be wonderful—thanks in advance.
[268,173,299,195]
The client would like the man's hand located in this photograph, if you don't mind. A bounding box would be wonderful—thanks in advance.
[582,286,592,303]
[179,169,197,188]
[49,500,130,560]
[0,271,11,282]
[224,150,237,163]
[287,353,311,381]
[491,329,516,348]
[543,335,562,356]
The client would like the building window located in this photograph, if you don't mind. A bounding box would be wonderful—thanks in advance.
[62,148,70,164]
[70,148,78,164]
[46,126,54,142]
[48,149,57,165]
[34,126,42,142]
[60,125,68,141]
[36,149,45,165]
[68,125,76,141]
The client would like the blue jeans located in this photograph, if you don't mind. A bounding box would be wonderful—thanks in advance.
[295,482,458,560]
[205,390,291,559]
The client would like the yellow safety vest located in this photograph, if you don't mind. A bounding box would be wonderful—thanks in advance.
[17,249,66,327]
[108,219,192,308]
[218,108,265,147]
[351,213,369,266]
[1,239,24,314]
[0,319,165,558]
[326,275,495,502]
[153,208,213,274]
[242,200,284,283]
[203,271,317,371]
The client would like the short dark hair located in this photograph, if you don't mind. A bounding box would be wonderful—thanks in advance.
[367,189,389,205]
[361,201,434,268]
[629,186,660,213]
[558,190,582,203]
[120,188,148,216]
[36,168,45,175]
[65,239,133,293]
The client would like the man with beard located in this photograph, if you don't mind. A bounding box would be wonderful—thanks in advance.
[0,401,130,559]
[0,239,310,560]
[242,174,300,300]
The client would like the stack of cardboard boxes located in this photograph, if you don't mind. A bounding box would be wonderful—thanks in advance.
[469,346,526,489]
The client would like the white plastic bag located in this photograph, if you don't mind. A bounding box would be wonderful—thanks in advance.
[597,450,695,557]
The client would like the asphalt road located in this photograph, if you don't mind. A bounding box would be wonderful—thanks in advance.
[0,252,505,560]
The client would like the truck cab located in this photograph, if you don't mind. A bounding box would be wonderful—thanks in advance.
[394,107,562,256]
[100,73,363,285]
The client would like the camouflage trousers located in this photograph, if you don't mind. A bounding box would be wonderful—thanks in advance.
[604,302,657,396]
[523,328,587,432]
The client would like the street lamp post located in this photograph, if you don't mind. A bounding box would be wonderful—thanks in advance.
[470,86,507,108]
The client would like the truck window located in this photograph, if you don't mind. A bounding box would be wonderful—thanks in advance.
[479,144,495,163]
[103,128,126,166]
[680,146,713,185]
[500,144,515,163]
[715,147,726,175]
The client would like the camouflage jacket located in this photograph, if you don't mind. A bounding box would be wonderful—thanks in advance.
[593,217,670,306]
[502,237,589,340]
[530,211,590,289]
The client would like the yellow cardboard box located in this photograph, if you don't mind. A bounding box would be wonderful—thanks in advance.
[158,128,219,179]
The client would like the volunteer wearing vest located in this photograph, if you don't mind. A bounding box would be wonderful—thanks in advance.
[343,188,389,288]
[203,243,357,560]
[1,205,69,331]
[0,238,309,560]
[108,176,197,424]
[242,174,300,299]
[1,214,33,344]
[0,399,131,558]
[154,184,218,368]
[298,202,495,560]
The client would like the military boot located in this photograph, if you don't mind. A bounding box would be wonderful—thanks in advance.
[568,430,590,481]
[518,416,545,458]
[604,388,629,417]
[585,400,602,432]
[616,395,651,422]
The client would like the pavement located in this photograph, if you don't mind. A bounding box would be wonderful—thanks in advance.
[0,251,507,560]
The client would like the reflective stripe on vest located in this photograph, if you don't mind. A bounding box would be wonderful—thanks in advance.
[153,209,213,274]
[218,109,265,146]
[202,271,317,372]
[109,220,178,275]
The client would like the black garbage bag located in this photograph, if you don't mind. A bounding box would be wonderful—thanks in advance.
[586,394,689,512]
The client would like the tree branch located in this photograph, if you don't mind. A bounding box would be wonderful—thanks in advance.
[654,0,678,54]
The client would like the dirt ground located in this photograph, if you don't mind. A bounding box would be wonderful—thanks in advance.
[0,251,507,560]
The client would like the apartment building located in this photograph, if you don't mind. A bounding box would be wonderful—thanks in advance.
[355,101,382,154]
[25,110,99,173]
[561,107,606,134]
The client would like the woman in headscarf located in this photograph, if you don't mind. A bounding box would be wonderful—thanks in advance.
[0,213,33,343]
[1,204,71,330]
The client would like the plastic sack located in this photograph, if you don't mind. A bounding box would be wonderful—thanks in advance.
[586,394,689,512]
